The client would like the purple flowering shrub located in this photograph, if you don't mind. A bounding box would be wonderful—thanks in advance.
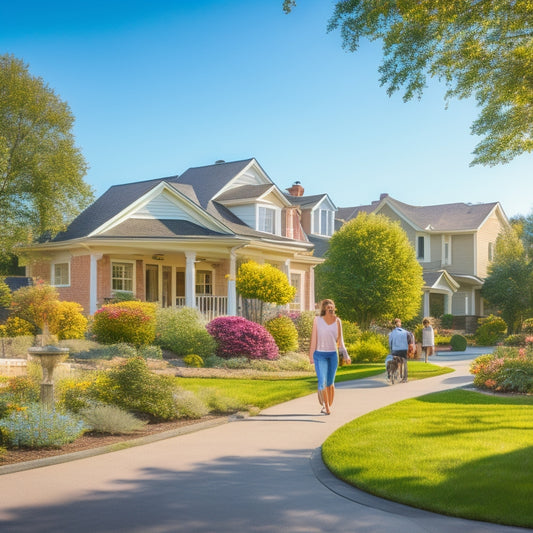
[206,316,279,360]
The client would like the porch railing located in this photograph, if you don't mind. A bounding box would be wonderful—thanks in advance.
[175,295,228,321]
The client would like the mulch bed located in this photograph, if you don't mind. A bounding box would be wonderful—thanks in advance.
[0,415,222,467]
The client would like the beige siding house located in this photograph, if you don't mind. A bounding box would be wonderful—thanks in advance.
[337,194,510,331]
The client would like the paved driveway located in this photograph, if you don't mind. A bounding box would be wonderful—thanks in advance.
[0,349,529,533]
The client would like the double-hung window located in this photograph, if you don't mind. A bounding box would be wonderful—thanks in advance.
[52,262,70,286]
[258,206,275,234]
[313,209,334,236]
[195,270,213,295]
[112,261,134,293]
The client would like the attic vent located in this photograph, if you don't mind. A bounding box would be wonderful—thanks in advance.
[215,160,225,164]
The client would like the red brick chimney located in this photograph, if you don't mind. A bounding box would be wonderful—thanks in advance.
[287,181,304,197]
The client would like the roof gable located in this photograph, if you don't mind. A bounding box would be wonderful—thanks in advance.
[90,182,232,236]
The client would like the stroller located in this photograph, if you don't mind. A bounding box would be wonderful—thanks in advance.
[385,354,404,384]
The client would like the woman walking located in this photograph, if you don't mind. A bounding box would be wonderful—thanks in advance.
[309,299,350,415]
[421,317,435,363]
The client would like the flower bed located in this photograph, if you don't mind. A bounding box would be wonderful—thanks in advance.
[470,341,533,393]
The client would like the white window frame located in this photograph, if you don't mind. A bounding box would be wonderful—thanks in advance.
[313,208,334,236]
[289,270,304,311]
[52,262,70,287]
[488,242,494,262]
[111,260,135,294]
[416,233,431,262]
[195,269,213,295]
[442,235,452,266]
[258,205,276,234]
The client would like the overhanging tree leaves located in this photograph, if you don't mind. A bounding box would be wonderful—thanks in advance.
[316,212,423,328]
[286,1,533,166]
[0,54,94,262]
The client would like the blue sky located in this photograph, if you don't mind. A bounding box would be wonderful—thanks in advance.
[1,1,531,219]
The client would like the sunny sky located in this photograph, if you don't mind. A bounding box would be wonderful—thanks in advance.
[1,0,531,219]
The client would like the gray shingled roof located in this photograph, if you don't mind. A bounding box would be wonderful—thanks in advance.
[307,235,331,258]
[47,158,313,250]
[176,159,255,208]
[51,177,173,242]
[337,196,499,231]
[216,184,274,202]
[336,205,375,222]
[386,197,498,231]
[97,219,228,239]
[284,193,328,209]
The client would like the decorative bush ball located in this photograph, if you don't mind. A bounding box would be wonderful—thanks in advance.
[91,301,156,346]
[450,334,467,351]
[184,354,204,368]
[265,315,299,353]
[206,316,279,360]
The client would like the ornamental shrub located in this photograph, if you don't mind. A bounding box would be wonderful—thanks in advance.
[475,314,507,346]
[49,301,88,340]
[470,346,533,393]
[155,306,216,357]
[56,378,93,413]
[504,334,527,346]
[348,336,388,363]
[522,318,533,334]
[0,375,40,418]
[285,310,316,351]
[0,278,11,308]
[4,316,36,337]
[10,282,59,333]
[183,354,204,367]
[206,316,279,360]
[441,314,454,329]
[80,404,147,434]
[236,261,296,305]
[341,320,362,344]
[450,334,467,351]
[0,404,86,448]
[91,301,156,346]
[159,307,215,356]
[91,357,178,420]
[265,316,299,353]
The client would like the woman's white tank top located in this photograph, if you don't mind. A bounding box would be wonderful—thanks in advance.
[315,317,339,351]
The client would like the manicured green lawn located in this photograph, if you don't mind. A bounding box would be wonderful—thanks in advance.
[176,362,451,410]
[322,389,533,529]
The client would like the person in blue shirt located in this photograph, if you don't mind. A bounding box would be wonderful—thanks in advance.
[388,318,414,383]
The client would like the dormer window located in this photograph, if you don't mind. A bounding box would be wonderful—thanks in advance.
[313,208,334,237]
[258,206,276,233]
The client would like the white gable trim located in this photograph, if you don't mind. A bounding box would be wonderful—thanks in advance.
[89,182,233,237]
[375,198,422,231]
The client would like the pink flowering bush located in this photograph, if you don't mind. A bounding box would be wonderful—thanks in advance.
[91,302,156,346]
[470,345,533,393]
[206,316,279,360]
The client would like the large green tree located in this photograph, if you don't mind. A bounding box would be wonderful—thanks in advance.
[285,1,533,166]
[482,226,532,333]
[316,212,423,328]
[0,54,94,263]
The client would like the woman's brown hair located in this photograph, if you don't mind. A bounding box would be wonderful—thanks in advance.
[319,299,335,316]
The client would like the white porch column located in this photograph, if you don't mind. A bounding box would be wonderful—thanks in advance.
[185,251,196,309]
[309,266,316,311]
[227,249,238,316]
[423,291,430,317]
[471,288,476,315]
[445,292,453,314]
[89,253,102,315]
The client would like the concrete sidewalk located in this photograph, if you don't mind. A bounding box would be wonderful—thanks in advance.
[0,348,529,533]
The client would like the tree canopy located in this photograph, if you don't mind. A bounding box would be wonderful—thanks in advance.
[0,54,94,263]
[285,1,533,166]
[482,225,532,333]
[316,212,423,328]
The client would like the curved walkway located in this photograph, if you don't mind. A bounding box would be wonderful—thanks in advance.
[0,350,530,533]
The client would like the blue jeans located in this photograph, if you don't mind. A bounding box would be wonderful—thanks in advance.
[313,350,338,390]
